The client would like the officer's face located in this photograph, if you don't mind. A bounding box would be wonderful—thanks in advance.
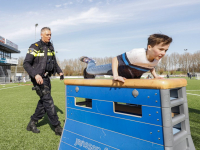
[41,30,51,43]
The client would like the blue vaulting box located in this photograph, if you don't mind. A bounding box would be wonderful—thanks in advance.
[59,79,195,150]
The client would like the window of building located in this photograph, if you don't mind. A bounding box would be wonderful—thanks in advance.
[3,51,11,59]
[0,50,3,58]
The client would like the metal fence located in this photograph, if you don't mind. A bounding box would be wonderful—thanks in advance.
[0,75,30,84]
[0,76,10,84]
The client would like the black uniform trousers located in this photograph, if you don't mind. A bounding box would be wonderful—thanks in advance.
[31,77,60,126]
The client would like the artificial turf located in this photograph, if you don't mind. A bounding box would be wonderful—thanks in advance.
[0,77,199,149]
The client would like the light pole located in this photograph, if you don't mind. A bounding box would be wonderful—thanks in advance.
[35,23,38,42]
[184,49,188,73]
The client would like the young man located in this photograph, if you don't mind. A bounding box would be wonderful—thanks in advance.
[80,34,172,82]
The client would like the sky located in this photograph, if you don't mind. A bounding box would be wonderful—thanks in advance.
[0,0,200,61]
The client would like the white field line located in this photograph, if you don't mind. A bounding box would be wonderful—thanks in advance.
[0,85,25,90]
[0,79,57,90]
[187,93,200,97]
[186,90,200,91]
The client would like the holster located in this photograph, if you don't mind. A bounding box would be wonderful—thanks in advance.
[32,85,43,97]
[32,85,50,97]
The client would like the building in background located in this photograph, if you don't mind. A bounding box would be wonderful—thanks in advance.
[0,35,20,83]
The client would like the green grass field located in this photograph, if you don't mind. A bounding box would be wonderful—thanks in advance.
[0,77,199,150]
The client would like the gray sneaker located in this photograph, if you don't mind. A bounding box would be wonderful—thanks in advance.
[79,56,93,63]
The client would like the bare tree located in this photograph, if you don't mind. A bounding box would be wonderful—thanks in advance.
[193,50,200,72]
[27,50,200,76]
[170,52,180,72]
[61,57,112,76]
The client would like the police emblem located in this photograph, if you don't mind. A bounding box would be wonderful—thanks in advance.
[28,48,34,53]
[35,43,38,46]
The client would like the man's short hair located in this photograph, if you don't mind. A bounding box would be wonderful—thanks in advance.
[41,27,51,34]
[148,34,172,47]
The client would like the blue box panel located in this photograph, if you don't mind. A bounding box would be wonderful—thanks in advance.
[67,107,164,145]
[67,97,162,125]
[66,86,161,107]
[60,119,164,150]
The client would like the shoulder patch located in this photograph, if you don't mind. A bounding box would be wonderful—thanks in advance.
[28,48,35,53]
[35,43,38,46]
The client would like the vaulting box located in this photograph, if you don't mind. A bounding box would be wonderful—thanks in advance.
[59,79,195,150]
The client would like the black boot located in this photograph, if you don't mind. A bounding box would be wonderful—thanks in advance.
[26,120,40,133]
[54,125,63,136]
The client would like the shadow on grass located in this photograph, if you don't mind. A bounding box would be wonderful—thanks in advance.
[188,107,200,125]
[188,107,200,149]
[189,108,200,115]
[36,105,64,131]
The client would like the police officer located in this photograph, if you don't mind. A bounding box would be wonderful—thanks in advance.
[23,27,64,136]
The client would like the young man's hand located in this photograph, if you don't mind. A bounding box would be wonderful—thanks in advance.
[112,57,126,83]
[113,76,126,83]
[150,68,164,79]
[154,76,164,79]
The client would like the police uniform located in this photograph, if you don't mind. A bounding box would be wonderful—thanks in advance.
[23,39,62,128]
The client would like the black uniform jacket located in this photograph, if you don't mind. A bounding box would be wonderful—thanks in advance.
[23,40,62,79]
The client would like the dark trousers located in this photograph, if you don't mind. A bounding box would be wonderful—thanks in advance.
[31,77,60,126]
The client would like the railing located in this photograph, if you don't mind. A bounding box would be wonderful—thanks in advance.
[0,75,30,84]
[4,56,18,60]
[0,57,18,64]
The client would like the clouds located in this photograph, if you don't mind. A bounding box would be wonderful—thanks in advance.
[1,0,200,40]
[0,6,118,41]
[50,7,115,27]
[64,2,73,6]
[1,0,200,60]
[55,5,62,8]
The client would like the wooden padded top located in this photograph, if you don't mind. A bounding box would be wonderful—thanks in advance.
[64,78,187,89]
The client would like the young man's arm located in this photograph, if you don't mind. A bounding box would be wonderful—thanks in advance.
[112,57,126,82]
[150,68,163,79]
